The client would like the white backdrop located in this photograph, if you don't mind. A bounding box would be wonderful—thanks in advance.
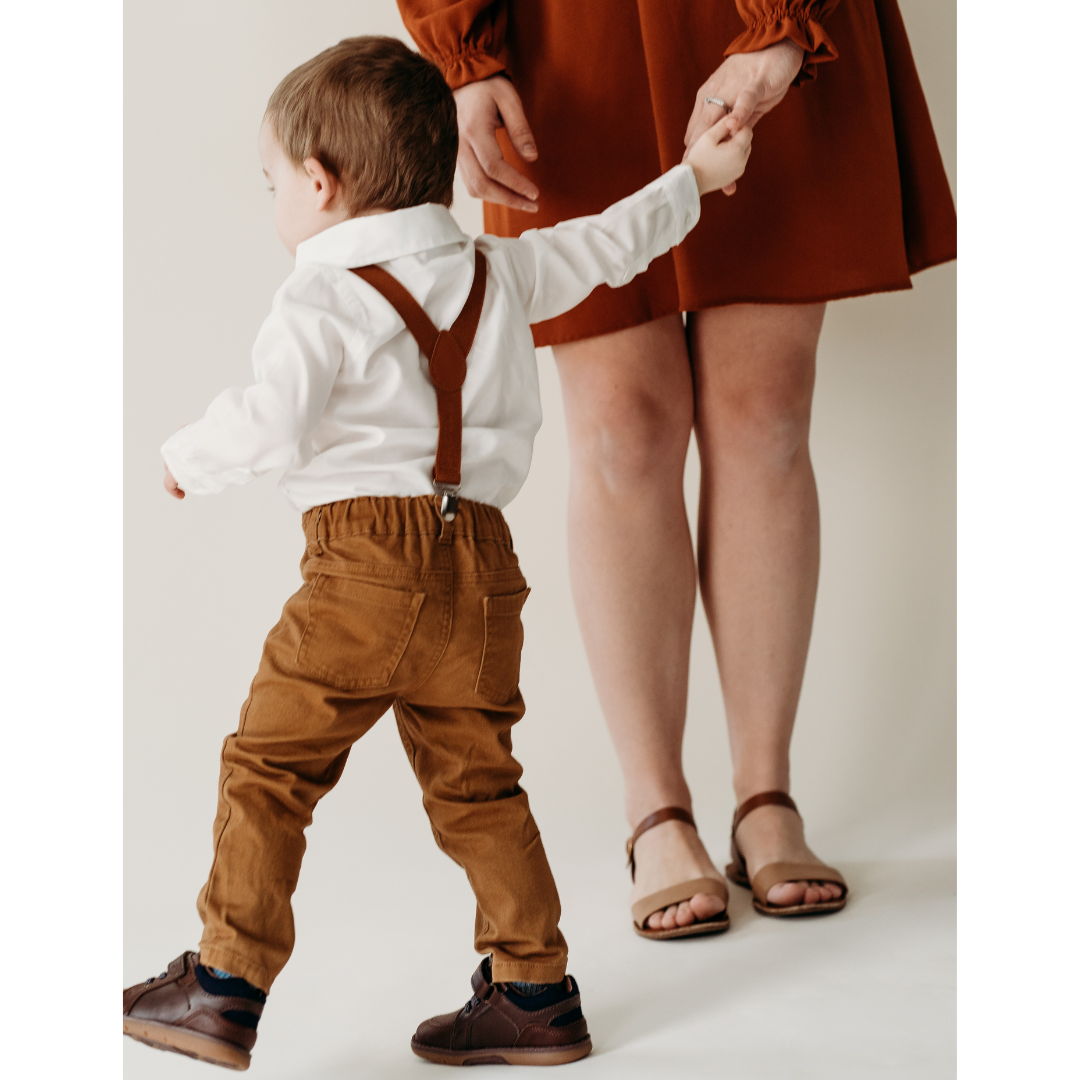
[124,2,955,1074]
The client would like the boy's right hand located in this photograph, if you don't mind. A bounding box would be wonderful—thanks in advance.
[686,118,752,197]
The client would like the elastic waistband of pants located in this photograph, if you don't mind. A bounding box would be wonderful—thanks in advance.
[302,495,512,546]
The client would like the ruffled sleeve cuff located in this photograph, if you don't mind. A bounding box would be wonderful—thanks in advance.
[725,5,839,86]
[436,46,510,90]
[397,1,511,89]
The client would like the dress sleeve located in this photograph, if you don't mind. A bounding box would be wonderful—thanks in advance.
[725,1,841,86]
[396,1,510,90]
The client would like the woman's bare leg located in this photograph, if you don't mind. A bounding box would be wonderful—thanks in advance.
[553,314,725,931]
[690,303,841,906]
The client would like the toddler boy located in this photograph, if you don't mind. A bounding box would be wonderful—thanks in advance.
[122,35,750,1070]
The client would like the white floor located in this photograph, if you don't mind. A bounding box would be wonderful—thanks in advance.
[124,857,955,1079]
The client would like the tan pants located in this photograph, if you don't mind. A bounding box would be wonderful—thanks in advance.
[196,496,568,992]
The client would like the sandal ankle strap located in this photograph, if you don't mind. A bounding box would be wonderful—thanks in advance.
[626,806,696,881]
[731,791,800,837]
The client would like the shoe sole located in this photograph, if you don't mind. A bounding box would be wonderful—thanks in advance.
[123,1017,251,1071]
[726,865,848,917]
[411,1035,593,1066]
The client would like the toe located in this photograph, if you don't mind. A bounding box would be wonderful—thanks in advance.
[766,880,809,907]
[646,910,665,930]
[675,901,696,926]
[689,892,725,921]
[661,904,680,930]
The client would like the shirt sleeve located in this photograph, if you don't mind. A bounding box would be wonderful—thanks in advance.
[161,267,349,496]
[725,1,841,86]
[396,0,509,90]
[494,163,700,327]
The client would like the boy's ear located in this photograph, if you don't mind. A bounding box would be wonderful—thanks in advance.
[303,156,339,211]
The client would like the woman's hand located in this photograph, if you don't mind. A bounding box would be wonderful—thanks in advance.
[453,75,540,212]
[687,118,753,196]
[684,39,804,150]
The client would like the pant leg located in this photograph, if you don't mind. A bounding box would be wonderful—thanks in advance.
[393,512,569,984]
[196,564,429,991]
[394,696,568,984]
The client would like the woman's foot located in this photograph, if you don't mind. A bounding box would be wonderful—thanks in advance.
[629,818,727,931]
[733,802,844,906]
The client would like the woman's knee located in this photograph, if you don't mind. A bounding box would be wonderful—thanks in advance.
[554,318,693,492]
[692,307,821,472]
[571,382,693,491]
[710,375,814,463]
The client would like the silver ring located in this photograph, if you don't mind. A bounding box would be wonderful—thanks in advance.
[704,96,728,111]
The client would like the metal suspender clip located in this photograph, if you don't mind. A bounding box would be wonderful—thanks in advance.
[434,481,460,521]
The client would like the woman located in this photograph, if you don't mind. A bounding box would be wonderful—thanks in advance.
[398,0,956,935]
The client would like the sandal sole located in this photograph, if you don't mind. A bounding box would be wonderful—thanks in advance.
[633,913,731,940]
[726,863,848,917]
[123,1016,251,1070]
[410,1035,593,1066]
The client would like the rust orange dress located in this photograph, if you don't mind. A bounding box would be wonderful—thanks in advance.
[398,0,957,347]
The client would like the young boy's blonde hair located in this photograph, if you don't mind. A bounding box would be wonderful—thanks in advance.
[265,36,458,215]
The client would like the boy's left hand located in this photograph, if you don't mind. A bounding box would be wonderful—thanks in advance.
[685,116,752,197]
[164,464,185,499]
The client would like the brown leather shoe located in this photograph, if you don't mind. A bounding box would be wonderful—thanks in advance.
[123,951,265,1071]
[411,957,592,1066]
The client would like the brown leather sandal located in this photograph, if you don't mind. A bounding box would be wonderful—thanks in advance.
[725,791,848,917]
[627,807,730,940]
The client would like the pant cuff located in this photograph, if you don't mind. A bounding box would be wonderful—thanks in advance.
[489,957,568,984]
[197,941,274,994]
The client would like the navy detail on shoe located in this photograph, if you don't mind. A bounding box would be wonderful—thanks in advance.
[194,963,267,1003]
[502,976,578,1012]
[549,1006,584,1028]
[222,1009,262,1030]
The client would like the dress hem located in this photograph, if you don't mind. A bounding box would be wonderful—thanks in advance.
[534,256,955,349]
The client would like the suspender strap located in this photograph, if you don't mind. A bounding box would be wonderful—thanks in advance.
[349,251,487,499]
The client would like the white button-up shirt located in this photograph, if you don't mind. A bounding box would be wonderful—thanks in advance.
[162,164,700,512]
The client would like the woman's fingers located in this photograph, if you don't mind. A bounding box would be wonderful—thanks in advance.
[491,77,538,162]
[461,114,540,201]
[454,76,540,210]
[686,80,760,147]
[476,141,540,202]
[684,88,730,149]
[727,85,761,130]
[458,141,539,212]
[683,94,704,148]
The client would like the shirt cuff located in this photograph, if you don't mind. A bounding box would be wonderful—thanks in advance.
[651,163,702,247]
[161,427,227,497]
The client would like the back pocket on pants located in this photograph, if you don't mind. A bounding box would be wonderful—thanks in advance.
[297,575,425,691]
[475,588,530,705]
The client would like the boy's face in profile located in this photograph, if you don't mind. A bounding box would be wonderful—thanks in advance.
[258,121,390,256]
[258,120,349,256]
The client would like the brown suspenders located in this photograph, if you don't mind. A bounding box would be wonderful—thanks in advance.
[349,250,488,521]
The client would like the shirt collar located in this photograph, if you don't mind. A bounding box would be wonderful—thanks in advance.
[294,203,468,269]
